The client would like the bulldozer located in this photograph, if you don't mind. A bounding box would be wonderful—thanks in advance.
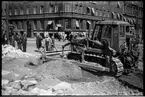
[61,20,139,77]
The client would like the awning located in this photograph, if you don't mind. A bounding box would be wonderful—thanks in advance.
[133,19,136,24]
[123,17,127,22]
[91,8,95,15]
[130,19,133,24]
[12,21,17,29]
[117,13,120,20]
[120,14,123,20]
[32,21,36,30]
[76,21,80,28]
[117,2,121,8]
[87,7,91,13]
[111,12,116,19]
[48,21,53,25]
[87,21,91,25]
[126,18,130,23]
[38,20,43,30]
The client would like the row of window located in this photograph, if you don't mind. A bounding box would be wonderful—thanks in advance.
[7,4,117,19]
[123,4,143,18]
[8,5,58,15]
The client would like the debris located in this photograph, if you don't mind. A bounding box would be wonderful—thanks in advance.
[2,45,37,58]
[31,87,52,95]
[53,82,72,91]
[2,70,11,76]
[2,79,9,85]
[9,81,21,90]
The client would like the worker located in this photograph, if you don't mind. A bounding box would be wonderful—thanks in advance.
[22,31,27,52]
[51,35,57,51]
[36,33,43,50]
[45,35,49,51]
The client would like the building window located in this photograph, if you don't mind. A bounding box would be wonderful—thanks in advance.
[65,4,71,12]
[107,11,110,18]
[141,9,143,18]
[34,20,37,30]
[120,25,125,37]
[20,8,23,15]
[49,5,54,13]
[87,7,90,14]
[15,9,18,15]
[40,5,44,14]
[9,10,12,15]
[4,9,6,15]
[33,6,37,14]
[26,8,29,14]
[103,10,106,17]
[80,19,83,29]
[132,7,135,16]
[65,19,71,29]
[95,9,99,16]
[54,5,58,13]
[99,9,102,16]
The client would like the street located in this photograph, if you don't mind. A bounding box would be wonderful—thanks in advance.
[24,38,69,56]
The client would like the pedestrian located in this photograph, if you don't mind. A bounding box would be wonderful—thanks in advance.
[16,31,23,50]
[36,33,43,50]
[22,31,27,52]
[45,34,52,51]
[11,31,16,47]
[51,35,57,51]
[45,35,49,51]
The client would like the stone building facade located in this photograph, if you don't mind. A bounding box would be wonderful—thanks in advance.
[2,1,143,38]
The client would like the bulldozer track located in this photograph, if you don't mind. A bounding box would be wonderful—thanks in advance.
[112,57,124,77]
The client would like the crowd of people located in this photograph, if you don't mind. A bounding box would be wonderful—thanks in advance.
[35,33,56,52]
[2,30,27,52]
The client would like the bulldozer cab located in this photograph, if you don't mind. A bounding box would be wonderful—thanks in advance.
[91,20,131,53]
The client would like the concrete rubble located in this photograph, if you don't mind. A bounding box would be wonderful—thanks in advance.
[2,45,143,95]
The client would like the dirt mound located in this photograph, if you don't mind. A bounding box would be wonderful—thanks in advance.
[35,60,83,81]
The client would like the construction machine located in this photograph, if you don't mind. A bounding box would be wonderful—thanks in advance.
[61,20,139,77]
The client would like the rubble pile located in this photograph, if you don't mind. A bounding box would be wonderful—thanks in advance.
[2,45,37,58]
[2,45,143,95]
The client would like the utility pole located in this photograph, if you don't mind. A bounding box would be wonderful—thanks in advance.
[6,1,9,44]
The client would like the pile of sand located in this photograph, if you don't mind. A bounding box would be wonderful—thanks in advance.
[35,60,83,81]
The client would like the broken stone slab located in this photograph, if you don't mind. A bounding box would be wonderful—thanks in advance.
[9,81,21,90]
[20,79,38,90]
[2,70,11,76]
[53,82,73,92]
[16,89,36,95]
[3,86,18,95]
[31,87,52,95]
[2,79,9,85]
